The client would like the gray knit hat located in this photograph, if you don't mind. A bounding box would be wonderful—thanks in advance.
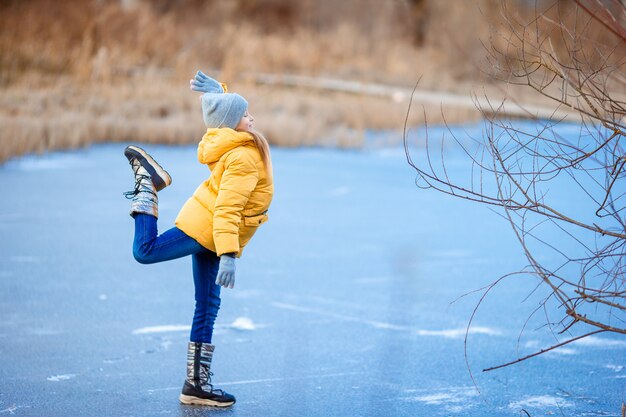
[201,90,248,129]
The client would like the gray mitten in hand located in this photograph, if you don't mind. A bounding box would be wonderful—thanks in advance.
[216,254,236,289]
[189,70,225,94]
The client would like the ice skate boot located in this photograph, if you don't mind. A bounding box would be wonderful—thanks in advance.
[123,145,170,217]
[124,145,171,192]
[179,342,236,407]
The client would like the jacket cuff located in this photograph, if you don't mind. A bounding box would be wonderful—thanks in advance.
[215,234,239,257]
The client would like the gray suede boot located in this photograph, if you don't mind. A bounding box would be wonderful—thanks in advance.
[179,342,236,407]
[123,145,171,217]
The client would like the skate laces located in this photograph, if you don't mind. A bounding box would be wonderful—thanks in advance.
[205,371,225,395]
[198,370,225,395]
[123,159,156,199]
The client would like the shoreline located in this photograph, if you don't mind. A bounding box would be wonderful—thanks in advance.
[0,73,566,165]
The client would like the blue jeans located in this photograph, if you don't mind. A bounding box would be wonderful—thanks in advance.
[133,213,221,343]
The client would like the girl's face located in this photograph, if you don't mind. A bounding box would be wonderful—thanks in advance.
[235,110,254,131]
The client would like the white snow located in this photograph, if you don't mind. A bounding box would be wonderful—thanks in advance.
[273,302,500,338]
[230,317,256,331]
[133,320,260,334]
[102,357,129,364]
[416,326,501,339]
[547,347,577,355]
[132,325,190,335]
[526,337,626,355]
[524,340,540,348]
[573,336,626,348]
[147,371,365,394]
[509,395,573,409]
[0,405,30,414]
[403,387,478,413]
[47,374,77,382]
[272,302,411,331]
[414,393,455,404]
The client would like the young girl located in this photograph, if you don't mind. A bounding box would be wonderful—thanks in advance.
[123,71,274,407]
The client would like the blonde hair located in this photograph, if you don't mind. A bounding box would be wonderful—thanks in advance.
[247,130,273,180]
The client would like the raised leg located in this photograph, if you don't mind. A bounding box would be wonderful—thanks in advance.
[132,215,205,264]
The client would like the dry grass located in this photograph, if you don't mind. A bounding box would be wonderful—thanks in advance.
[0,0,564,163]
[1,71,497,163]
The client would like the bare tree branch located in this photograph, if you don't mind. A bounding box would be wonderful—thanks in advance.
[405,0,626,369]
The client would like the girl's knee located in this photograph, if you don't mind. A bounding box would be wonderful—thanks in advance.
[133,245,155,264]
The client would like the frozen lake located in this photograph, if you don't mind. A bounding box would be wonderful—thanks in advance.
[0,125,624,416]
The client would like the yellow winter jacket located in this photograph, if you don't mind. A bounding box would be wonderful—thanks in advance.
[175,128,274,257]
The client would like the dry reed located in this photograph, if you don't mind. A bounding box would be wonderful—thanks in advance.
[0,0,557,163]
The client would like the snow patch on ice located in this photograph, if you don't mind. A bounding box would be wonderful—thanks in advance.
[416,326,501,339]
[526,337,625,354]
[524,340,540,348]
[272,302,411,331]
[573,336,626,348]
[414,393,456,404]
[0,405,31,414]
[147,372,365,394]
[230,317,256,331]
[272,302,500,338]
[403,387,478,413]
[47,374,77,382]
[547,347,577,355]
[132,325,190,335]
[509,395,573,409]
[102,356,129,364]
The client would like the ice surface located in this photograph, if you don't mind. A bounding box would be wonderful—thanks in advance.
[0,130,624,416]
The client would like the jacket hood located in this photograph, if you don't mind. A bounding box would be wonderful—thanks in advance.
[197,128,254,165]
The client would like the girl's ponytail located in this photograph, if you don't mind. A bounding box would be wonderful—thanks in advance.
[248,130,273,180]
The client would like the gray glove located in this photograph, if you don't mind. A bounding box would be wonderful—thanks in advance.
[216,254,236,289]
[189,70,225,94]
